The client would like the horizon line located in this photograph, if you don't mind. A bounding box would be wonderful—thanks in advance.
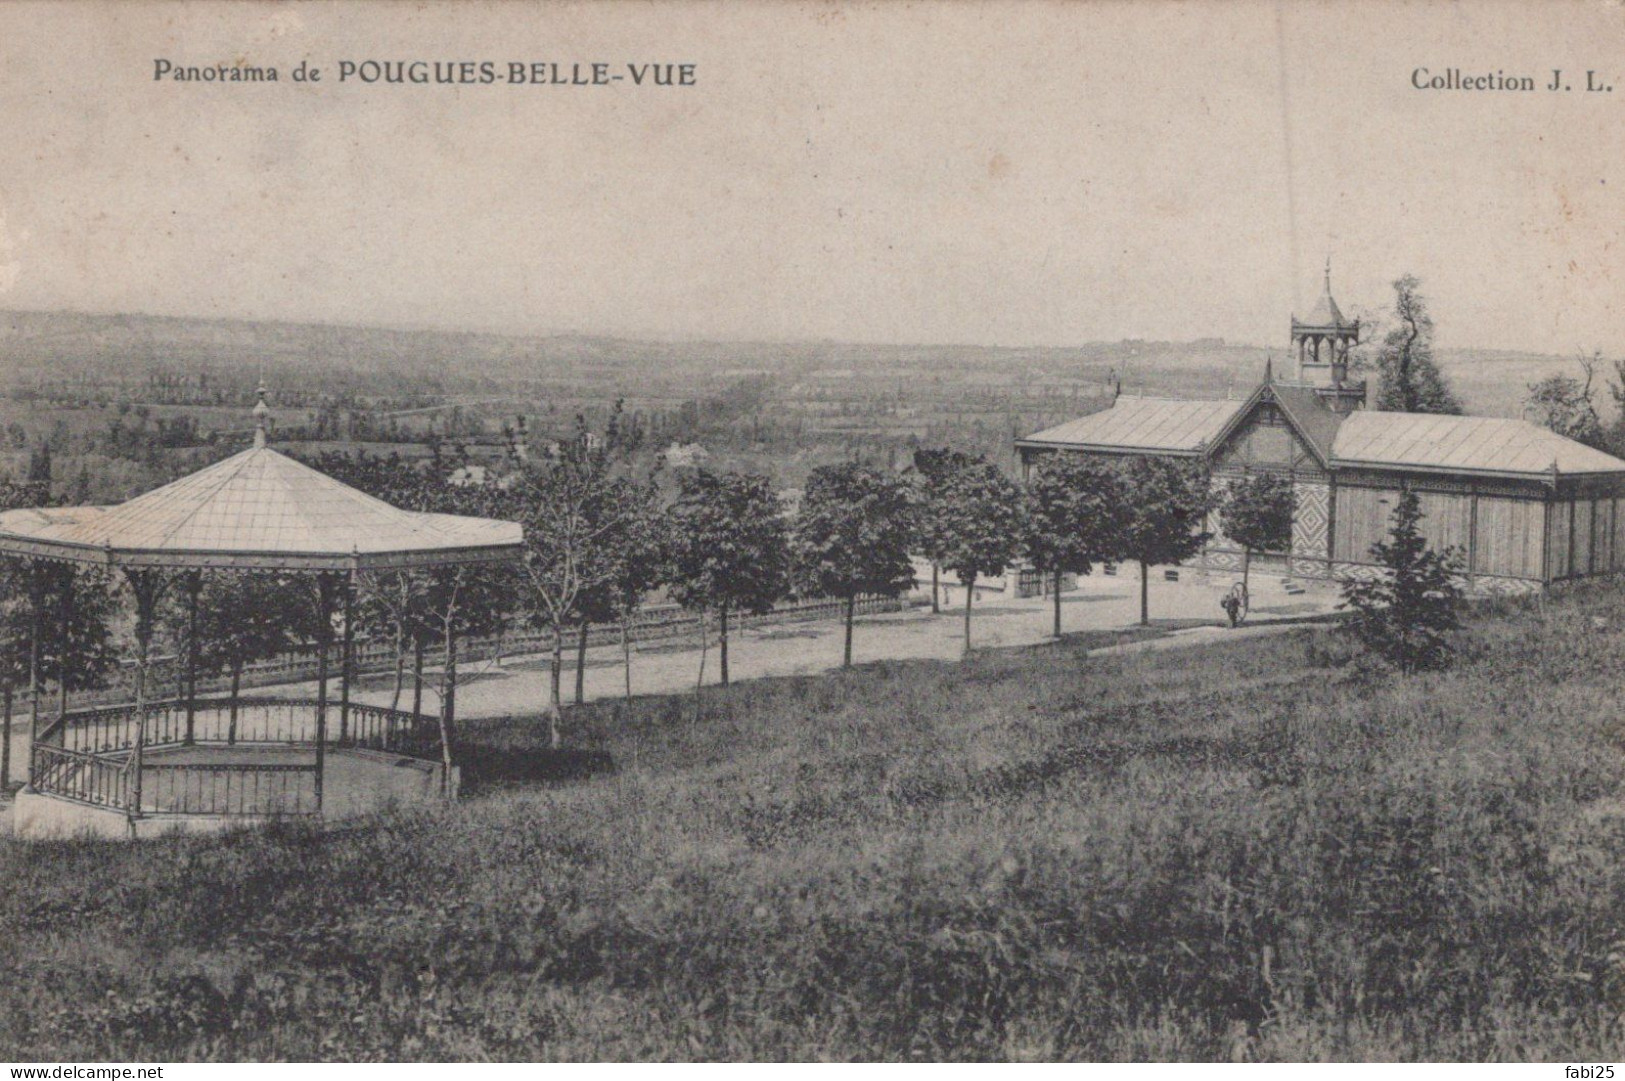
[0,303,1594,362]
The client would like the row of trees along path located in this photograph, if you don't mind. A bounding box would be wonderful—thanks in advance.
[0,414,1321,770]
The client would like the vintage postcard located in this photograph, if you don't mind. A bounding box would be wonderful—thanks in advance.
[0,0,1622,1067]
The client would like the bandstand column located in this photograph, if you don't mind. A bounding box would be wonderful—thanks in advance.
[434,567,459,797]
[340,567,356,744]
[183,570,201,745]
[313,572,339,813]
[26,563,45,743]
[123,569,168,819]
[55,570,73,723]
[441,615,457,797]
[2,681,12,791]
[412,633,425,722]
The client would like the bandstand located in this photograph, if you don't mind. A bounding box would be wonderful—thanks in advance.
[0,392,522,839]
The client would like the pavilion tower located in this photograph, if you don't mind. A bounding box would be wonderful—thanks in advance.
[1291,259,1366,415]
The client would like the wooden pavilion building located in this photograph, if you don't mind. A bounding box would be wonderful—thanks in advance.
[1017,278,1625,596]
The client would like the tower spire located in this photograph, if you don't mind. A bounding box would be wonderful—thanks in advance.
[1291,259,1364,414]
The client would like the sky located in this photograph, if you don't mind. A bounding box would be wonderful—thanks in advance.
[0,0,1621,354]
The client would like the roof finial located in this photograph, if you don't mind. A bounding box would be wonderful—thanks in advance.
[1324,255,1332,295]
[252,379,271,449]
[1264,352,1274,384]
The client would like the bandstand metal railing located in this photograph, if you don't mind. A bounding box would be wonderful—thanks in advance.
[28,697,445,819]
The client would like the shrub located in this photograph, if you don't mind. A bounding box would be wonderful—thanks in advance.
[1340,488,1464,673]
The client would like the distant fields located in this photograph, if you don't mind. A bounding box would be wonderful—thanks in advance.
[1,584,1623,1060]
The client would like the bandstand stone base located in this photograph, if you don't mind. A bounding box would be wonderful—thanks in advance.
[10,747,458,841]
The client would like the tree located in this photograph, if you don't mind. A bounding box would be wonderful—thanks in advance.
[0,475,48,514]
[937,461,1025,655]
[33,563,119,719]
[0,559,31,789]
[418,557,512,772]
[1526,353,1607,450]
[1372,274,1462,414]
[1024,453,1123,639]
[1603,353,1625,456]
[300,448,461,720]
[506,412,640,741]
[562,471,667,708]
[331,450,516,749]
[1113,456,1215,626]
[190,573,308,742]
[598,477,669,701]
[793,463,917,667]
[910,448,983,613]
[666,469,789,688]
[0,478,45,789]
[1340,488,1464,673]
[1217,471,1297,613]
[26,443,52,492]
[356,569,433,713]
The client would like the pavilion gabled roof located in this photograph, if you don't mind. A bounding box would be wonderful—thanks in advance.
[1016,396,1245,456]
[0,446,523,570]
[1330,412,1625,479]
[1016,379,1625,484]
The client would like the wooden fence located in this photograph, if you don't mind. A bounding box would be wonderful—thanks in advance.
[19,594,910,713]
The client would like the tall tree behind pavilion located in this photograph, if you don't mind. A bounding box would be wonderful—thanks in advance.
[1371,274,1462,415]
[308,446,444,716]
[304,448,517,750]
[0,481,115,740]
[1525,352,1609,451]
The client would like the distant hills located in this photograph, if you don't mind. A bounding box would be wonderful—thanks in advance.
[0,307,1595,418]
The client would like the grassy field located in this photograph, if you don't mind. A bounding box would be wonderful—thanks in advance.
[1,586,1623,1061]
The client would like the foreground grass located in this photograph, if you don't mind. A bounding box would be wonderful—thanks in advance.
[2,587,1624,1060]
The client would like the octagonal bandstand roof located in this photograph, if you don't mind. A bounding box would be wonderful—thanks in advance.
[0,445,522,571]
